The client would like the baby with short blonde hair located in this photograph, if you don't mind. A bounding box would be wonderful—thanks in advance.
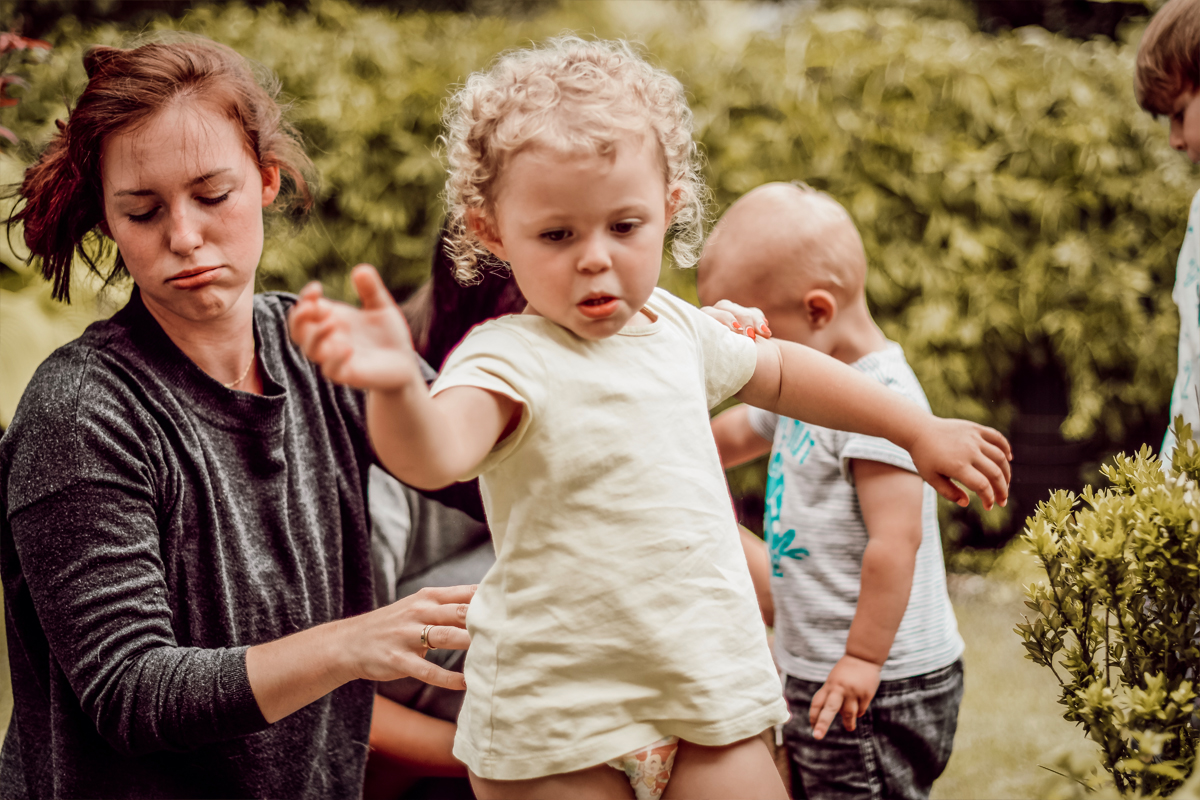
[290,37,1009,800]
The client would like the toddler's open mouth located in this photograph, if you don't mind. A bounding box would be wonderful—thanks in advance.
[578,295,619,319]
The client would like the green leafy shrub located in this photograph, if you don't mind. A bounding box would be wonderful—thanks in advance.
[3,1,1196,474]
[1017,417,1200,796]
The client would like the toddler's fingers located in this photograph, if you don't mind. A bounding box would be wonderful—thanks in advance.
[980,425,1013,461]
[980,440,1012,485]
[927,473,969,508]
[298,280,324,301]
[956,464,997,510]
[973,452,1009,507]
[351,264,394,311]
[810,689,844,741]
[841,697,860,732]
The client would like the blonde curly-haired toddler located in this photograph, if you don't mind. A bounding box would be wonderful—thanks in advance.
[289,36,1011,800]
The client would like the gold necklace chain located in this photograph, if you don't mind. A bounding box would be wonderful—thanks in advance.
[223,346,256,390]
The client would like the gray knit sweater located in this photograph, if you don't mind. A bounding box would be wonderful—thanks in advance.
[0,290,377,798]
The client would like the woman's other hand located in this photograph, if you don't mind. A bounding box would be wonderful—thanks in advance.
[338,584,475,689]
[289,264,422,391]
[701,299,771,340]
[246,584,475,724]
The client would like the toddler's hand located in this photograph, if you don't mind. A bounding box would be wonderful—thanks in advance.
[288,264,419,391]
[908,417,1012,510]
[701,299,771,340]
[809,654,882,740]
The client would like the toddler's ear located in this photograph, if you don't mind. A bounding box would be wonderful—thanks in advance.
[666,185,685,218]
[804,289,837,330]
[468,209,507,262]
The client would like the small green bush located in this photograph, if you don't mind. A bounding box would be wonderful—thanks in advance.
[1017,417,1200,797]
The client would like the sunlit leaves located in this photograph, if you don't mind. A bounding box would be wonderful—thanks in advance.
[1016,418,1200,795]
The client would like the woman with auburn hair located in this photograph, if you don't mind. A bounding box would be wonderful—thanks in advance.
[0,36,476,798]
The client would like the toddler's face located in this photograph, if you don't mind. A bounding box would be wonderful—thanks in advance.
[1169,83,1200,163]
[477,132,673,340]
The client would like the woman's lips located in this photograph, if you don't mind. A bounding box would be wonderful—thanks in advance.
[169,267,222,290]
[577,296,619,319]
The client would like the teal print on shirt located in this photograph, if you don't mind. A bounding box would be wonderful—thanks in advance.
[764,419,813,577]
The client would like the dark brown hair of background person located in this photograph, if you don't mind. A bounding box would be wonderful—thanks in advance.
[401,230,526,372]
[1135,0,1200,115]
[10,34,314,302]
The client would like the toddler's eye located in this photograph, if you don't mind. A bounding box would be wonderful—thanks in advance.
[541,229,570,242]
[612,221,638,235]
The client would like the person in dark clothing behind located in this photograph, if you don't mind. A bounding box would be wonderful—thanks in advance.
[364,232,525,800]
[0,36,477,799]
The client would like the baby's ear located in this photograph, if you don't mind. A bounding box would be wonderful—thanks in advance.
[468,209,507,261]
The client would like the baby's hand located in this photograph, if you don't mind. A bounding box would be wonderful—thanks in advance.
[701,299,771,340]
[908,417,1012,510]
[809,654,882,739]
[288,264,420,391]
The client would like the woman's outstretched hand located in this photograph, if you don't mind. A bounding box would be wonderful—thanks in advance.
[288,264,419,391]
[905,417,1012,510]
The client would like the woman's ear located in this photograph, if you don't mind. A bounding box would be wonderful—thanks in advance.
[469,208,508,262]
[260,165,282,208]
[803,289,838,331]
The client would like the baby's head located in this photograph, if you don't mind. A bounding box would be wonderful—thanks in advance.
[1135,0,1200,161]
[697,182,870,356]
[441,36,706,285]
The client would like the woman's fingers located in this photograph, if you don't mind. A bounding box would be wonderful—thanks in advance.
[421,624,471,651]
[351,264,394,311]
[406,659,468,692]
[713,299,771,338]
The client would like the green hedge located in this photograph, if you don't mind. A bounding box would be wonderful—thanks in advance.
[2,0,1196,501]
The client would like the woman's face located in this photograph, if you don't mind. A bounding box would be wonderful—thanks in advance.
[101,102,280,330]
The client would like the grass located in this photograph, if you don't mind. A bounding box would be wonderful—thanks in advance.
[932,566,1104,800]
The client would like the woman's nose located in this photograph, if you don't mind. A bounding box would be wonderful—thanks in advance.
[167,206,203,256]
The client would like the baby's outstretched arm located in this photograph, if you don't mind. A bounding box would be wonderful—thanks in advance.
[289,265,517,489]
[735,338,1011,508]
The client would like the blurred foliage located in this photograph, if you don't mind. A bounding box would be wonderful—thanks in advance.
[1017,417,1200,797]
[0,1,1195,490]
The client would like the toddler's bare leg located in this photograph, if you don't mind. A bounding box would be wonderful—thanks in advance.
[469,764,636,800]
[662,735,789,800]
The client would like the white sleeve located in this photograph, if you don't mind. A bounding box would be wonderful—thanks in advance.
[1163,190,1200,460]
[745,405,779,441]
[651,288,758,409]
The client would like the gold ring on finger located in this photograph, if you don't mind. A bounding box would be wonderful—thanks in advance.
[420,624,438,651]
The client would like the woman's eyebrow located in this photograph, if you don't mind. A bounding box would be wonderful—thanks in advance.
[113,168,232,197]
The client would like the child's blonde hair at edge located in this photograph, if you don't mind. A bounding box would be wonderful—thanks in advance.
[442,35,708,284]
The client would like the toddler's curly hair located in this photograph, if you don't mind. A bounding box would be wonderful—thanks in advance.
[442,35,708,283]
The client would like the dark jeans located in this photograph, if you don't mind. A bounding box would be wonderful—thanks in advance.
[782,660,964,800]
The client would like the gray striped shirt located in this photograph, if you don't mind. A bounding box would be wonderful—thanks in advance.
[746,342,963,681]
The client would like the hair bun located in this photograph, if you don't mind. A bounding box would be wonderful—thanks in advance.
[82,46,120,79]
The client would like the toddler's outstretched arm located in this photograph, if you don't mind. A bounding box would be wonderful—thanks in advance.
[735,338,1011,508]
[289,265,518,489]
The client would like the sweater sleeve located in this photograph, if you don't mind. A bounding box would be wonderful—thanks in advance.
[3,358,268,756]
